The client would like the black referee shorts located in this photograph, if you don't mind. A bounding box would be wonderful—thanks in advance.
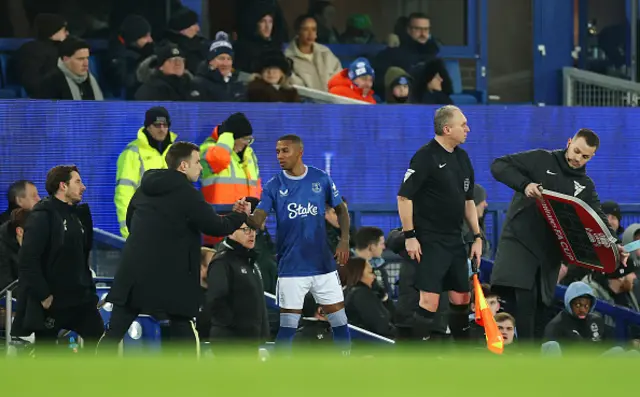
[415,239,470,295]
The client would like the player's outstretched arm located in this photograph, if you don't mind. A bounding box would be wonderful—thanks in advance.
[490,149,543,193]
[246,208,268,231]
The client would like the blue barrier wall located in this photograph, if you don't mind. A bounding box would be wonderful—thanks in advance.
[0,101,637,234]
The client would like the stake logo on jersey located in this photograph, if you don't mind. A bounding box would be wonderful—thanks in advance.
[258,166,343,277]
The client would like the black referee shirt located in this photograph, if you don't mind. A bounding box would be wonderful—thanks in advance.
[398,139,475,241]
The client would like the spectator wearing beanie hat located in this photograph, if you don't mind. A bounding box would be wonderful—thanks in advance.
[246,50,300,103]
[328,57,377,104]
[602,201,624,237]
[192,32,245,102]
[105,14,155,99]
[134,43,201,101]
[15,13,68,97]
[383,66,412,104]
[115,106,178,238]
[162,7,207,74]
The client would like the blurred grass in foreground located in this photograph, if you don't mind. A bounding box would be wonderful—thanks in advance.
[0,346,631,396]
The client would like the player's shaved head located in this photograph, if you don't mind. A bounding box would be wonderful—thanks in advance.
[276,134,304,174]
[277,134,304,148]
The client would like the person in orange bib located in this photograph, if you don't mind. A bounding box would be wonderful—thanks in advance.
[199,112,261,246]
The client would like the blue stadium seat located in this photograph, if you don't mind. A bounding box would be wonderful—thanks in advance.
[444,59,482,105]
[0,53,24,97]
[89,55,100,80]
[0,88,17,98]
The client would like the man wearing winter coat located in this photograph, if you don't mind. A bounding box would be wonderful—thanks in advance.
[206,222,269,349]
[490,128,627,341]
[99,142,247,356]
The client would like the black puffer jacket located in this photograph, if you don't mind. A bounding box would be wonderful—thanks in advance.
[192,63,246,102]
[134,55,201,101]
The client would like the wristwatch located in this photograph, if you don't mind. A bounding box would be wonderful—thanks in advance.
[403,229,417,239]
[473,233,483,241]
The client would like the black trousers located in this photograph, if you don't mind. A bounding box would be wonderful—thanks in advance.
[496,285,549,342]
[35,302,105,353]
[97,304,199,357]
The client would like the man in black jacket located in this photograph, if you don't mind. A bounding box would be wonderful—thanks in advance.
[135,44,200,101]
[100,142,247,356]
[0,180,41,225]
[206,221,269,351]
[14,165,101,349]
[490,128,627,341]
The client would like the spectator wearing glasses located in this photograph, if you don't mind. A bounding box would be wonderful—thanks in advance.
[372,13,441,99]
[115,107,177,238]
[206,222,270,351]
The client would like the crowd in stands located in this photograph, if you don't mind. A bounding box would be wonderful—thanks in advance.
[2,2,460,105]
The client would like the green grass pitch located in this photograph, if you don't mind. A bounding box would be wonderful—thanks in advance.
[0,347,628,396]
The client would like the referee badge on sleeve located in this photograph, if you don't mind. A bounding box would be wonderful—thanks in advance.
[464,178,470,192]
[403,169,415,183]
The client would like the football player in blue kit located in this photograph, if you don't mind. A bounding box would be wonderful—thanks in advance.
[246,134,352,353]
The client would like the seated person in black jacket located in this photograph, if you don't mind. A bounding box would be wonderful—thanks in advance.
[543,281,607,353]
[344,257,396,339]
[193,32,246,102]
[206,222,269,351]
[135,43,200,101]
[34,36,104,100]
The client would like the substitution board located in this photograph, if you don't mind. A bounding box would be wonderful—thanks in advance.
[536,190,619,273]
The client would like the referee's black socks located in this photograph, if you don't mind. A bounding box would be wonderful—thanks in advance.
[448,304,471,341]
[412,307,436,340]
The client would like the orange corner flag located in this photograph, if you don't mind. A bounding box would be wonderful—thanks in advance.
[473,274,504,355]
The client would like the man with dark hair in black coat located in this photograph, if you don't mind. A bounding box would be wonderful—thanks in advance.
[13,165,100,350]
[99,142,247,356]
[490,129,628,342]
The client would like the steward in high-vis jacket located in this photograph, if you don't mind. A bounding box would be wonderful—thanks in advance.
[200,112,261,204]
[115,106,176,238]
[199,112,261,245]
[490,129,625,341]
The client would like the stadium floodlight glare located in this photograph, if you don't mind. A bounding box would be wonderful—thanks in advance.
[128,321,142,340]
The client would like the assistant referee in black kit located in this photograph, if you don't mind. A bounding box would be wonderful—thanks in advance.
[397,105,483,342]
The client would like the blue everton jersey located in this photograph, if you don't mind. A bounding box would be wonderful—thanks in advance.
[257,166,343,277]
